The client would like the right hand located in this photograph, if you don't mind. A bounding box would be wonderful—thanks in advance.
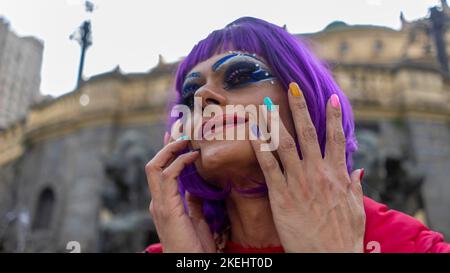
[145,138,216,253]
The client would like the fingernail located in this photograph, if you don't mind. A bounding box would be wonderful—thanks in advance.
[359,168,365,181]
[330,94,340,109]
[176,135,189,141]
[251,123,260,138]
[289,82,302,97]
[163,132,170,144]
[263,96,275,111]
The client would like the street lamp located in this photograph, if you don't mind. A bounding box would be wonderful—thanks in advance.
[70,1,95,89]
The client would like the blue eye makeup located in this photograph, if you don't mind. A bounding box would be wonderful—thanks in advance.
[212,53,238,71]
[180,53,276,108]
[182,83,200,95]
[212,52,263,72]
[181,83,200,108]
[223,61,274,90]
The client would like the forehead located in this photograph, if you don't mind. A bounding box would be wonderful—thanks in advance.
[184,51,265,79]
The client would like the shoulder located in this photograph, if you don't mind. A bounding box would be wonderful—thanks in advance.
[363,197,450,253]
[144,243,163,253]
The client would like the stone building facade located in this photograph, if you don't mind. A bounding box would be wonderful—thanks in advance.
[0,62,175,252]
[1,3,450,252]
[0,18,43,130]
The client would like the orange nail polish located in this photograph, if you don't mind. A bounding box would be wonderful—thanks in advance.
[289,82,302,97]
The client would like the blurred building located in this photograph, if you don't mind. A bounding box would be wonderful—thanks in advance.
[0,59,175,252]
[0,18,43,130]
[1,2,450,252]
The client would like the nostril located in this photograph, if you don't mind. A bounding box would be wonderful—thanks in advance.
[205,98,220,105]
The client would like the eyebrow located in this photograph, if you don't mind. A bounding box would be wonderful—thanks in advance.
[211,53,262,72]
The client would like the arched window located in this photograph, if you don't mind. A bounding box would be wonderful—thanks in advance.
[32,187,55,230]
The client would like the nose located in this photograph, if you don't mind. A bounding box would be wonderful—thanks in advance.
[194,86,227,109]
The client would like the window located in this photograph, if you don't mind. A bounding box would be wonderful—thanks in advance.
[339,41,349,55]
[374,40,383,54]
[32,187,55,230]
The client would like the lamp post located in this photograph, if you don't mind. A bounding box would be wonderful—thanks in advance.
[70,1,94,89]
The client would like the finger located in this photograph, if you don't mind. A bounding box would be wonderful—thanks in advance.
[324,94,347,168]
[161,151,200,197]
[150,139,190,170]
[145,139,190,197]
[257,99,281,151]
[249,120,286,194]
[288,82,322,160]
[350,168,364,202]
[164,131,173,145]
[145,164,163,200]
[348,169,366,238]
[163,132,177,168]
[273,111,302,175]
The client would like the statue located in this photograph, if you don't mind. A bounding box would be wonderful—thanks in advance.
[352,129,384,200]
[380,157,425,217]
[103,131,154,213]
[100,130,157,252]
[353,128,426,220]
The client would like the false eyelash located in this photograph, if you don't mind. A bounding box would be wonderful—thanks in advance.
[224,62,257,83]
[224,61,273,89]
[182,83,200,95]
[181,94,194,108]
[180,83,200,108]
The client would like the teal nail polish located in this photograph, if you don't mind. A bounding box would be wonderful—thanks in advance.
[263,97,274,111]
[176,135,189,141]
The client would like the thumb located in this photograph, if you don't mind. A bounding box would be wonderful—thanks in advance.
[350,168,364,184]
[350,168,364,199]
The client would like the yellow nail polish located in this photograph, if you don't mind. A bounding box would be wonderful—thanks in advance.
[289,82,302,97]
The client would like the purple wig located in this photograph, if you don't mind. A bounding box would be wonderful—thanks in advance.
[167,17,357,234]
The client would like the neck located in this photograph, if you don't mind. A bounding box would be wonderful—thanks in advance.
[225,185,281,248]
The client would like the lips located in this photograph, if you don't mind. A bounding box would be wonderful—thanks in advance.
[201,113,248,139]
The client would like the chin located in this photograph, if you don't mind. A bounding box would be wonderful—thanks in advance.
[193,140,256,184]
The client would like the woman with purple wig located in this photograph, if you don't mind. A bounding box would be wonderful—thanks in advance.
[144,17,450,253]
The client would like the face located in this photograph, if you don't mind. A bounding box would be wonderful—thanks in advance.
[174,51,296,188]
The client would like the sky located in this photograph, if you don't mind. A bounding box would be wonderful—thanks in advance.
[0,0,440,97]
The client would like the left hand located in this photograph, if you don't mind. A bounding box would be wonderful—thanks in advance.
[250,82,365,253]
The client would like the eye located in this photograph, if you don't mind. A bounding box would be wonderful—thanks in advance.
[181,83,200,108]
[182,83,200,95]
[224,62,272,89]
